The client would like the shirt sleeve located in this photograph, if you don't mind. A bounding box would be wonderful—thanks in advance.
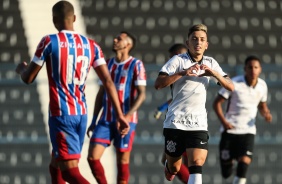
[134,60,147,86]
[92,42,106,68]
[159,55,181,76]
[261,80,268,102]
[32,35,52,66]
[210,58,228,83]
[218,87,231,99]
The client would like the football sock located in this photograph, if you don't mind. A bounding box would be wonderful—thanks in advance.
[61,167,90,184]
[187,174,202,184]
[188,166,202,184]
[117,163,130,183]
[233,176,247,184]
[236,162,249,178]
[49,164,65,184]
[176,164,189,183]
[88,159,107,184]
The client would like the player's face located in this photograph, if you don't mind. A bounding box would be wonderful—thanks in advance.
[186,31,208,57]
[244,60,262,80]
[112,33,130,51]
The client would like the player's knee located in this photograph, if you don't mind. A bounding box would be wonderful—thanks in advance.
[236,162,249,178]
[188,165,202,174]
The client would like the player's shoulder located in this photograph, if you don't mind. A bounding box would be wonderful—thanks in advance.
[232,75,244,82]
[257,77,268,87]
[131,56,144,64]
[202,55,217,64]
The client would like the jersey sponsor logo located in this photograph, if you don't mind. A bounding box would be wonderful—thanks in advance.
[171,114,200,128]
[166,140,177,153]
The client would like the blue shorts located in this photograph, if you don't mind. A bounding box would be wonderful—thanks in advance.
[49,115,87,160]
[90,120,136,152]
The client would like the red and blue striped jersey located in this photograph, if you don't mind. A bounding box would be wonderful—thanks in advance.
[32,30,106,116]
[99,56,146,123]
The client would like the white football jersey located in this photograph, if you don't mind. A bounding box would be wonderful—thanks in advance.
[160,52,227,131]
[218,75,268,134]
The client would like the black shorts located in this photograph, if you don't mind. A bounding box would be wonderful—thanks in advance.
[219,131,254,162]
[163,128,209,157]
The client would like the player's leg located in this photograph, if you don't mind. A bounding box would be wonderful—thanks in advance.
[161,151,166,165]
[186,148,207,184]
[49,156,65,184]
[88,120,112,184]
[163,128,186,181]
[219,132,234,179]
[186,131,209,184]
[232,134,254,184]
[114,122,136,184]
[49,115,90,184]
[175,152,189,184]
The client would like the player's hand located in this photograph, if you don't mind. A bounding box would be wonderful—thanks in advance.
[116,115,130,138]
[15,61,28,75]
[264,111,272,123]
[183,64,200,77]
[86,125,96,138]
[197,64,214,77]
[154,110,162,119]
[222,121,234,130]
[87,115,98,138]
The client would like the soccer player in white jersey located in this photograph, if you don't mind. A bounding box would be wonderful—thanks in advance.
[213,55,272,184]
[154,24,234,184]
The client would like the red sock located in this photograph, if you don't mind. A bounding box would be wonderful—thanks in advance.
[87,159,107,184]
[49,164,65,184]
[61,167,90,184]
[117,163,129,184]
[176,164,190,183]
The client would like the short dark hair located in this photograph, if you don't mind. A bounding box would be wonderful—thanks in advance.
[168,43,187,55]
[244,55,261,66]
[52,0,74,19]
[120,31,137,52]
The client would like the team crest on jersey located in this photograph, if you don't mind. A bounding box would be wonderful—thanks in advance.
[221,149,230,160]
[166,140,176,153]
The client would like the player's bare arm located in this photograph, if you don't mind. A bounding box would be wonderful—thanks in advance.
[154,65,199,90]
[213,95,235,130]
[87,86,104,137]
[258,102,272,123]
[16,61,42,84]
[198,64,234,91]
[125,85,146,121]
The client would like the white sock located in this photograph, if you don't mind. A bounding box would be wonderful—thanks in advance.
[233,176,247,184]
[188,173,202,184]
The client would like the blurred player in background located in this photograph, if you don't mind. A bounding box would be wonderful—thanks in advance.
[154,43,190,184]
[155,23,234,184]
[86,31,146,184]
[15,1,129,183]
[213,55,272,184]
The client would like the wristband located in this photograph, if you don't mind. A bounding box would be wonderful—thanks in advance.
[157,101,170,112]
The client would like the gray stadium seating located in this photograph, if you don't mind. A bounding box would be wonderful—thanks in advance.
[0,0,50,183]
